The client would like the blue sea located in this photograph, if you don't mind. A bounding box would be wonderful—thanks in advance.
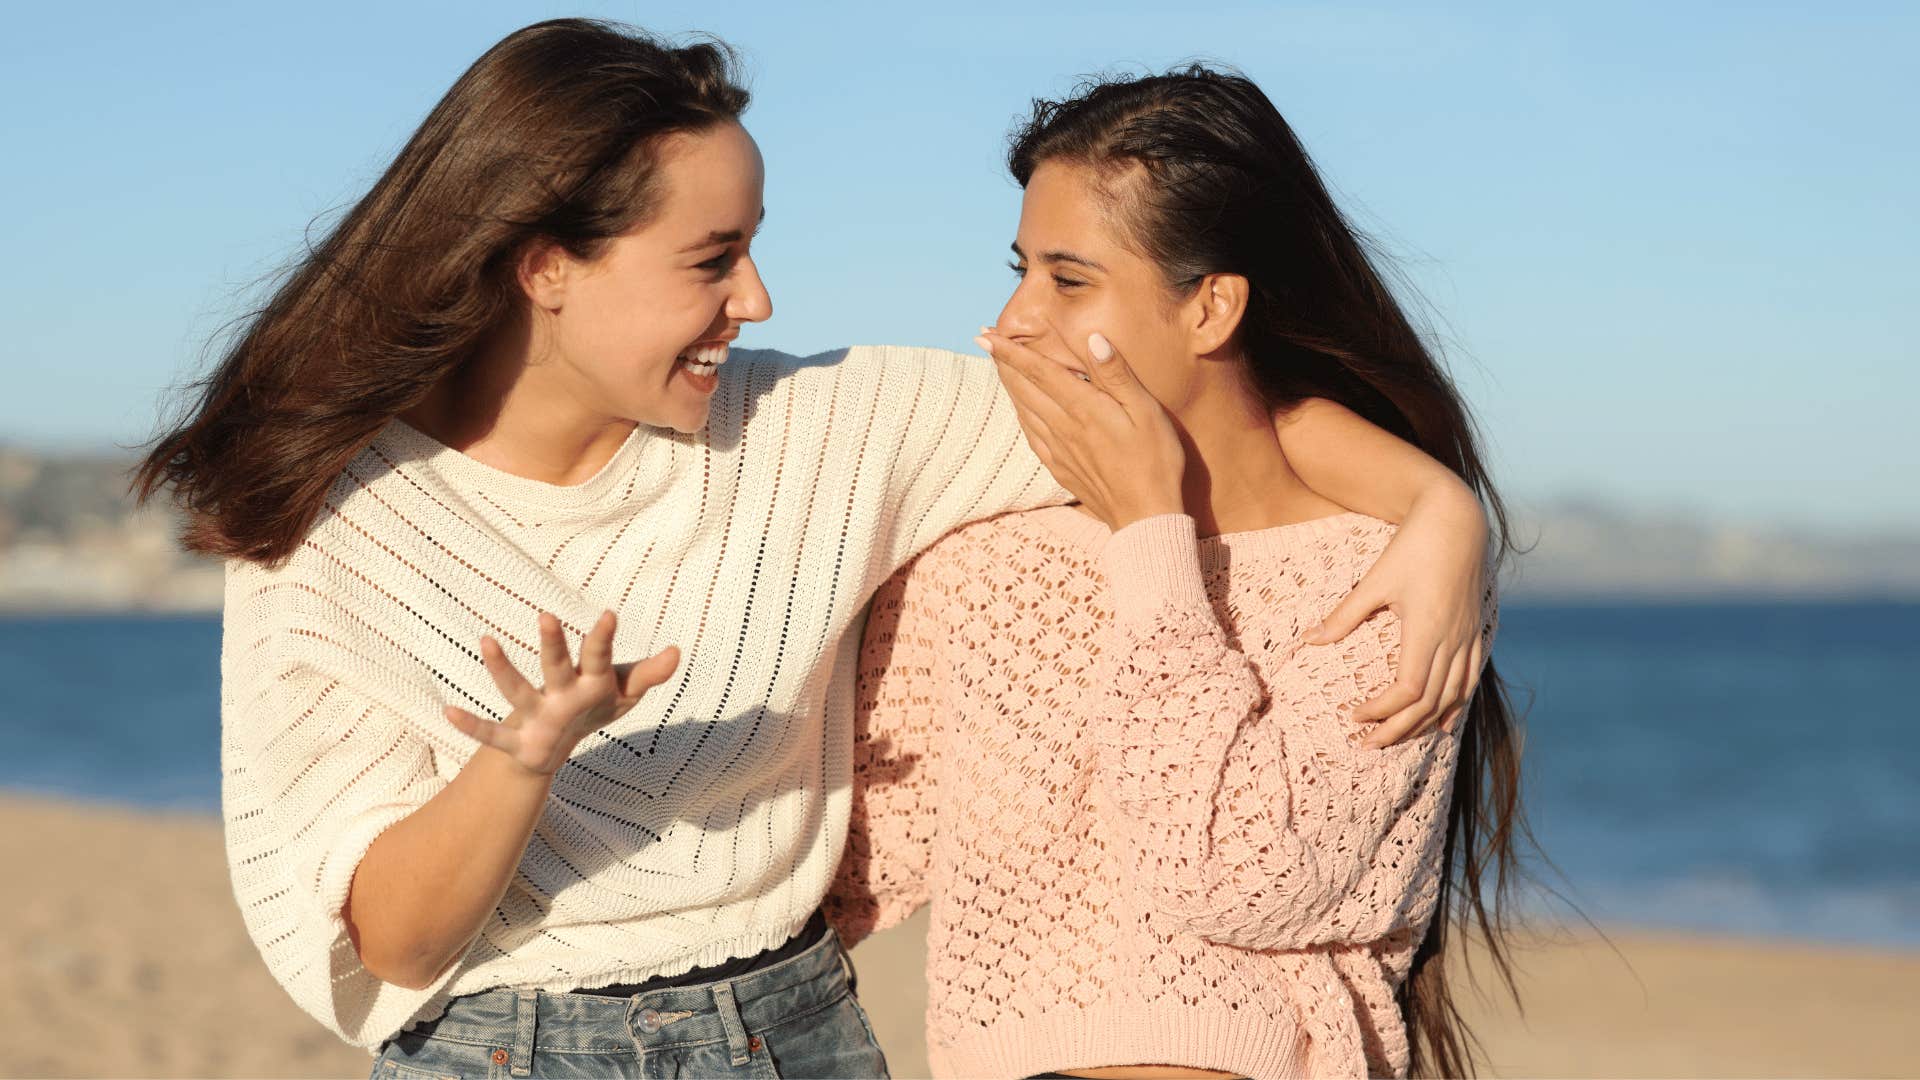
[2,603,1916,948]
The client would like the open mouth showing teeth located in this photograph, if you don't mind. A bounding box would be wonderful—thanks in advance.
[677,342,730,377]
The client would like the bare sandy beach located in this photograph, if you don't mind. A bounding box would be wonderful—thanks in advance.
[3,792,1911,1079]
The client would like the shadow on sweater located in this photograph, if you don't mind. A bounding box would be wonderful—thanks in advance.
[713,346,851,455]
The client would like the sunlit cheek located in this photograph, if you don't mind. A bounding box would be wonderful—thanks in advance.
[1142,328,1194,404]
[1041,287,1092,342]
[1054,294,1125,352]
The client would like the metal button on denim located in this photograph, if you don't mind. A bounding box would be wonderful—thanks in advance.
[490,1049,509,1065]
[637,1008,663,1034]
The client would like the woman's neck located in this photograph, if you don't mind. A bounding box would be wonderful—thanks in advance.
[1171,382,1347,538]
[400,322,637,486]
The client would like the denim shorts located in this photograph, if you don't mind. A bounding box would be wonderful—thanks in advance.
[371,926,889,1079]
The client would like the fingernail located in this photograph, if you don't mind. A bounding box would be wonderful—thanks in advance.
[1088,332,1113,362]
[973,335,993,354]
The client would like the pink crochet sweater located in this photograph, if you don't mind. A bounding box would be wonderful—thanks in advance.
[825,506,1490,1079]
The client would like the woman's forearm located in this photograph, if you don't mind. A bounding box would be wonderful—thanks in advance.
[1278,399,1494,739]
[344,745,554,990]
[1274,397,1477,524]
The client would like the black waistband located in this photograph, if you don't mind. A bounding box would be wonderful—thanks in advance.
[572,909,831,999]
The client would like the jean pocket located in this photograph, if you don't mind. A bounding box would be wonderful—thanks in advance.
[828,933,860,998]
[372,1034,475,1080]
[758,993,889,1080]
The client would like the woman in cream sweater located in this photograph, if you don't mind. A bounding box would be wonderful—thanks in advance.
[138,23,1494,1080]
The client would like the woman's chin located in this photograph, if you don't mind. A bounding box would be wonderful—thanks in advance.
[658,398,714,434]
[626,374,718,434]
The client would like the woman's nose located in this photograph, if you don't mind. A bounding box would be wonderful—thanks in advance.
[730,257,773,323]
[994,287,1044,342]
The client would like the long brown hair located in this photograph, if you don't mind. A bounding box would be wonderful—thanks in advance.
[1011,65,1535,1077]
[133,19,749,564]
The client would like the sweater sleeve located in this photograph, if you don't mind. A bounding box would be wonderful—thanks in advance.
[220,570,461,1045]
[824,551,952,949]
[855,345,1073,576]
[1093,514,1471,952]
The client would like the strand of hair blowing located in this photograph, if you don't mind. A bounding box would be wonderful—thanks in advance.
[1010,65,1541,1078]
[134,19,749,565]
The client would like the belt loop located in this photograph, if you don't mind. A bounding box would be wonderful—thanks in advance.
[835,938,859,995]
[710,981,753,1066]
[510,989,538,1077]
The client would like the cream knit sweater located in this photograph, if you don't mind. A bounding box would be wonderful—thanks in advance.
[219,345,1068,1050]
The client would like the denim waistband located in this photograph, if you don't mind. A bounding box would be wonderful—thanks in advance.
[402,924,855,1074]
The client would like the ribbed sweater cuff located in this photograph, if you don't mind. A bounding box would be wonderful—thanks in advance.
[1102,514,1209,630]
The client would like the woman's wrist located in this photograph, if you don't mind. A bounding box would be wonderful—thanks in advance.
[1099,478,1186,532]
[1104,499,1187,533]
[472,739,569,792]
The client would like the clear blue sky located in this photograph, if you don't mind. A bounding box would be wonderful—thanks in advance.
[1,2,1914,531]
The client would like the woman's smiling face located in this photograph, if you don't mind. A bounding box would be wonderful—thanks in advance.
[535,121,773,434]
[994,161,1204,411]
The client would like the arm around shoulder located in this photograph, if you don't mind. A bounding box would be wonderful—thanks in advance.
[1274,397,1481,525]
[847,345,1073,576]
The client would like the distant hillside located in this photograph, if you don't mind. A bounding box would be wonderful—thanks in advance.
[0,448,221,612]
[1,447,1915,611]
[1504,499,1920,600]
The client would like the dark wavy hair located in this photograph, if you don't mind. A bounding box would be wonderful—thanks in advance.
[1011,64,1535,1077]
[134,19,750,563]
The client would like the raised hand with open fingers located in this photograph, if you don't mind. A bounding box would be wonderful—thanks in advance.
[974,327,1186,531]
[443,610,681,776]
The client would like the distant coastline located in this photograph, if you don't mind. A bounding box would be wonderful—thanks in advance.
[1499,498,1920,602]
[5,445,1918,612]
[0,447,223,614]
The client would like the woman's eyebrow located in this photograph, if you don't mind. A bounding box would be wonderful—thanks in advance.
[679,208,767,253]
[1009,240,1106,273]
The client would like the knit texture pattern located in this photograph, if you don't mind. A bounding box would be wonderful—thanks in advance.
[220,345,1068,1050]
[826,506,1495,1079]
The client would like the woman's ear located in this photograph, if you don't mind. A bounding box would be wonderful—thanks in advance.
[1189,272,1249,355]
[516,240,572,312]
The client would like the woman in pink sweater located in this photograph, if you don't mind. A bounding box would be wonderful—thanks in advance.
[827,67,1522,1079]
